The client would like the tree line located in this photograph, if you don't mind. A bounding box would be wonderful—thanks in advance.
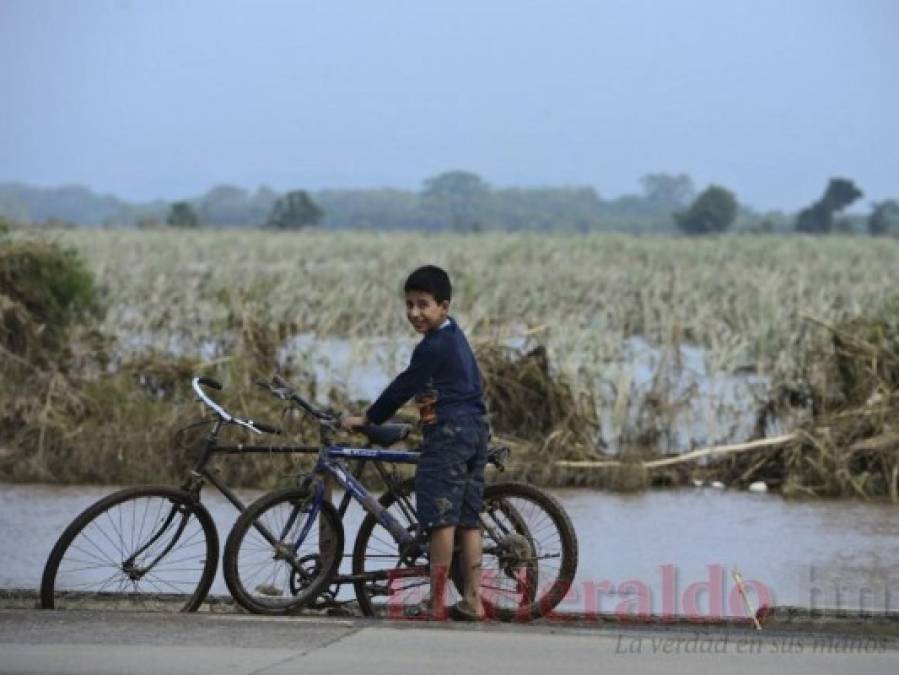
[2,173,897,235]
[84,174,899,236]
[671,178,897,236]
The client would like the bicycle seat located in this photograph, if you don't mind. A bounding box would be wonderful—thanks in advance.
[358,423,411,447]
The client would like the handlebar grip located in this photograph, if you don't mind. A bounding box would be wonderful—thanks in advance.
[198,377,222,390]
[252,421,281,435]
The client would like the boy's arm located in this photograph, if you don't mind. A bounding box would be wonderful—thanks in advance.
[365,339,442,425]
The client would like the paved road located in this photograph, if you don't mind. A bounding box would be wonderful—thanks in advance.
[1,609,897,675]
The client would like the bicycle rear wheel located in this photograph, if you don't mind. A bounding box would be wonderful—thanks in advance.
[457,481,578,622]
[40,485,219,612]
[223,487,343,615]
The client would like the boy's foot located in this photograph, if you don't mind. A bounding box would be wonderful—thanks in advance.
[403,599,449,621]
[450,599,485,622]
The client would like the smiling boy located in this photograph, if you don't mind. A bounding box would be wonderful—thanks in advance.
[340,265,489,620]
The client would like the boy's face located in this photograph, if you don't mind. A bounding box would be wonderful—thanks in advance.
[405,290,449,334]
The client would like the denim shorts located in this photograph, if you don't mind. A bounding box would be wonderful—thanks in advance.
[415,414,490,532]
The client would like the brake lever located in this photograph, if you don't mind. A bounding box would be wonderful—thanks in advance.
[318,408,341,431]
[256,379,293,401]
[320,417,339,432]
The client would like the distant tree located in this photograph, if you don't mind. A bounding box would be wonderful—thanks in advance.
[868,200,899,236]
[264,190,324,230]
[0,216,10,236]
[198,185,250,226]
[421,171,490,232]
[166,201,199,228]
[488,186,602,232]
[673,185,738,235]
[640,172,695,209]
[0,191,29,223]
[191,184,279,226]
[795,178,863,234]
[313,188,421,230]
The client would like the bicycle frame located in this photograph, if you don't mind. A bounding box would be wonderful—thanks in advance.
[181,418,420,519]
[165,416,429,587]
[309,445,421,548]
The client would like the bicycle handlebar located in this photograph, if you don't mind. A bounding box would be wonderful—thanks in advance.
[260,375,338,424]
[197,376,222,391]
[256,374,509,465]
[191,376,281,435]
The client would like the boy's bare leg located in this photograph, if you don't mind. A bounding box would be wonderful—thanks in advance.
[457,527,484,615]
[429,525,455,617]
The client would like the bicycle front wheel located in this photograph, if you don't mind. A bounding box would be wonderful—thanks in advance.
[40,485,219,612]
[352,479,434,617]
[223,487,344,615]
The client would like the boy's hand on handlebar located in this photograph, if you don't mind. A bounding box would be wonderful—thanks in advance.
[340,414,368,431]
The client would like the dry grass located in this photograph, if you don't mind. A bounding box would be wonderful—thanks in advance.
[40,229,899,387]
[5,229,899,496]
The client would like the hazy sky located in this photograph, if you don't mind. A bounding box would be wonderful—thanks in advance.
[1,0,896,210]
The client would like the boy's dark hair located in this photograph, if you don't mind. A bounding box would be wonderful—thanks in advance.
[404,265,452,304]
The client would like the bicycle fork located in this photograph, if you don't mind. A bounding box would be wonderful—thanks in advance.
[122,500,192,581]
[245,481,331,584]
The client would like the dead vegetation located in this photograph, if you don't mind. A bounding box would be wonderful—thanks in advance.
[0,236,610,490]
[598,305,899,501]
[3,234,899,499]
[0,237,323,487]
[723,308,899,501]
[476,342,601,472]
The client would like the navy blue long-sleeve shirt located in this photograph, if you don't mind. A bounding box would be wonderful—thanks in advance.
[366,316,487,425]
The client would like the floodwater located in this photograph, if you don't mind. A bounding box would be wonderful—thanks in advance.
[280,333,771,454]
[4,483,897,618]
[126,330,771,454]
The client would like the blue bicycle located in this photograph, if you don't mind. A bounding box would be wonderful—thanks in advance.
[226,375,579,622]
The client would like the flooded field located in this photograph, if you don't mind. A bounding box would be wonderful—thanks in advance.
[4,483,897,617]
[120,327,768,456]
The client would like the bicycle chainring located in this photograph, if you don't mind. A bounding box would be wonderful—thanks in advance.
[287,553,325,596]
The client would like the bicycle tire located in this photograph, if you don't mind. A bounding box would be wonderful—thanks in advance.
[223,486,344,615]
[40,485,219,613]
[460,481,578,622]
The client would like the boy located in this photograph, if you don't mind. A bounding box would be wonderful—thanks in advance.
[340,265,489,620]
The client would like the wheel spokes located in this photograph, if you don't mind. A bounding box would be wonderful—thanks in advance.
[51,494,211,612]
